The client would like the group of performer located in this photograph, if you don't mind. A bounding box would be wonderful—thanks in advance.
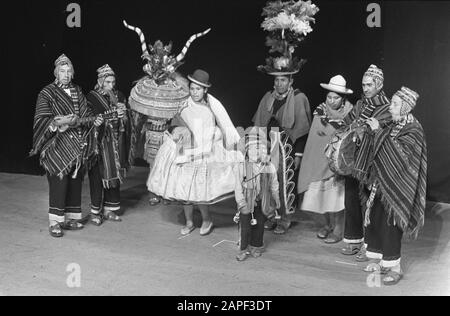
[31,50,426,286]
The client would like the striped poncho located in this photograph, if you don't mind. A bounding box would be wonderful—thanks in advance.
[31,83,97,177]
[87,90,132,188]
[353,115,427,239]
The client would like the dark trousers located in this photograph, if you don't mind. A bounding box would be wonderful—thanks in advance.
[239,204,266,251]
[88,162,121,214]
[47,169,83,224]
[365,195,403,265]
[343,177,364,243]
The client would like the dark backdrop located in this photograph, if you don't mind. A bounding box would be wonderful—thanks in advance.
[1,0,449,202]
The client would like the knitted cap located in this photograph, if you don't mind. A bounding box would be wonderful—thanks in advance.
[54,54,72,67]
[394,86,419,111]
[364,64,384,83]
[97,64,115,79]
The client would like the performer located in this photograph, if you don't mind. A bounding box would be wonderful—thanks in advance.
[340,64,391,260]
[253,63,312,235]
[234,127,280,261]
[148,69,243,236]
[87,64,132,225]
[356,87,426,285]
[31,54,101,237]
[298,75,353,243]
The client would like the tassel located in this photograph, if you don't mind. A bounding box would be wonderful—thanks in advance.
[364,184,377,227]
[72,158,81,179]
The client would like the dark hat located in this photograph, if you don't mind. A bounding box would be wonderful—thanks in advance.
[188,69,212,88]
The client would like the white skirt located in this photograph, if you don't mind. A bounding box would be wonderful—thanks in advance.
[147,136,242,204]
[300,177,345,214]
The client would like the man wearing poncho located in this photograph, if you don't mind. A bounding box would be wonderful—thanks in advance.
[30,54,101,237]
[357,87,426,285]
[87,64,132,224]
[340,65,391,259]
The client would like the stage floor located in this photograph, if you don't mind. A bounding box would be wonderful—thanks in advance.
[0,168,448,296]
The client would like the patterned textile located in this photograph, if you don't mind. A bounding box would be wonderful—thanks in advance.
[31,82,97,177]
[87,90,132,188]
[353,115,427,239]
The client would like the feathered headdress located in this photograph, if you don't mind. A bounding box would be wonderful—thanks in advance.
[257,0,319,75]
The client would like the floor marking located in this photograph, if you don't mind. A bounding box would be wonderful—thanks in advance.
[335,261,358,266]
[178,234,191,240]
[213,240,237,248]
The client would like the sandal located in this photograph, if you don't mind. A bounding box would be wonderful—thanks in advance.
[62,220,84,230]
[355,246,369,262]
[180,225,195,236]
[90,213,104,226]
[341,243,362,255]
[250,246,265,258]
[264,219,277,231]
[383,270,403,286]
[273,224,287,235]
[236,250,250,262]
[199,222,214,236]
[324,233,343,244]
[104,211,122,222]
[317,226,332,239]
[149,197,160,206]
[49,223,64,237]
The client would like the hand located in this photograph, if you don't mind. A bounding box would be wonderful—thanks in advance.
[365,118,380,131]
[54,114,75,126]
[94,116,104,127]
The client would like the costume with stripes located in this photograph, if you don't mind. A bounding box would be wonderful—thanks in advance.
[354,114,427,266]
[87,89,132,215]
[341,91,390,244]
[31,81,97,225]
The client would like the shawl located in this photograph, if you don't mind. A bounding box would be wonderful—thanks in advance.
[252,89,312,142]
[353,115,427,239]
[298,101,353,194]
[31,82,97,177]
[87,90,132,188]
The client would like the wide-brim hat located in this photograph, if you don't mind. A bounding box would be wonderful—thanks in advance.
[257,56,306,76]
[320,75,353,95]
[188,69,212,88]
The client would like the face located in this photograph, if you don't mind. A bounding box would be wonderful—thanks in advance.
[389,95,404,122]
[362,76,377,98]
[101,75,116,91]
[325,92,343,110]
[57,64,73,85]
[189,82,207,103]
[274,76,292,95]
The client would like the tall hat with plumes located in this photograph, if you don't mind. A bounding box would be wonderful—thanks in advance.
[97,64,115,79]
[257,0,320,76]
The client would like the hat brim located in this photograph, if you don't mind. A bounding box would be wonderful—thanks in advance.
[267,70,299,76]
[320,83,353,95]
[188,75,211,88]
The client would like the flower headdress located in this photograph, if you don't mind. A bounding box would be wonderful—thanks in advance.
[123,20,211,85]
[257,0,319,75]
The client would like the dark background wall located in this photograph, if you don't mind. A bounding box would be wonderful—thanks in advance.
[1,0,449,202]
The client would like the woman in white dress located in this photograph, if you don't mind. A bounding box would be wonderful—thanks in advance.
[147,70,243,236]
[297,75,353,243]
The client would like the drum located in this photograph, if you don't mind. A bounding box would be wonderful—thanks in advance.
[324,125,362,176]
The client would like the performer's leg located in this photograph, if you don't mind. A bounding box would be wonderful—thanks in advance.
[65,170,83,223]
[104,185,121,219]
[180,204,195,235]
[250,205,266,257]
[47,173,68,227]
[237,214,251,261]
[343,177,364,244]
[364,196,383,261]
[88,161,103,216]
[199,205,213,236]
[380,208,403,270]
